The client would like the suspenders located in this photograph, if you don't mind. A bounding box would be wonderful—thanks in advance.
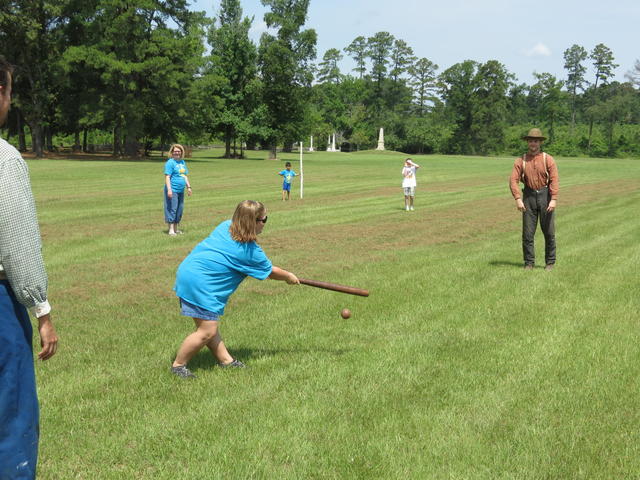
[521,152,549,185]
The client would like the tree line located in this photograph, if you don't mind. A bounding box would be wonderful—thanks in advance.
[1,0,639,158]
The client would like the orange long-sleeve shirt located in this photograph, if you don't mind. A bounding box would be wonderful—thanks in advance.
[509,152,559,200]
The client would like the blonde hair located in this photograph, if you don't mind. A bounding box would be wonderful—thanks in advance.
[230,200,266,243]
[170,143,185,158]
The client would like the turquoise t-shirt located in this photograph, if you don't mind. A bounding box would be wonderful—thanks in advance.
[174,220,273,315]
[164,158,188,193]
[279,169,296,185]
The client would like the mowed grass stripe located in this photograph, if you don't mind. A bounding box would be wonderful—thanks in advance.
[29,151,640,479]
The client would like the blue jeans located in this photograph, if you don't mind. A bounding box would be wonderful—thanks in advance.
[164,186,185,224]
[0,280,38,480]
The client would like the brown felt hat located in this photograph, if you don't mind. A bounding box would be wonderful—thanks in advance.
[522,128,546,141]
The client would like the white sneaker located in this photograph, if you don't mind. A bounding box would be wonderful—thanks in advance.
[405,206,409,211]
[410,206,414,211]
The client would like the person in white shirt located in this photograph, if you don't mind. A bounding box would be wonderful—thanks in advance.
[401,158,421,211]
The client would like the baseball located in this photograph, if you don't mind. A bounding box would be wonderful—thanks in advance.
[340,308,351,319]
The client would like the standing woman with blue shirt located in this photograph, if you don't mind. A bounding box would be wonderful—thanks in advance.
[164,144,192,236]
[171,200,299,378]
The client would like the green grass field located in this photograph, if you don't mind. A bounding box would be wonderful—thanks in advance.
[30,149,639,479]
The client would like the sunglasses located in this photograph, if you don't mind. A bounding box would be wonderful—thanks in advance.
[256,216,268,224]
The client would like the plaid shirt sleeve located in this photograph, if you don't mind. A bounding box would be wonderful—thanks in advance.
[0,140,51,317]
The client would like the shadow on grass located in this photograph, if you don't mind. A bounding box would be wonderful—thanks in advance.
[187,346,350,371]
[488,260,524,268]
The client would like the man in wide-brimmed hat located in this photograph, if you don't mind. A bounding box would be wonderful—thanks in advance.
[509,128,559,271]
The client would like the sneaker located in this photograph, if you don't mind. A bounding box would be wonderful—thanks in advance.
[175,229,184,235]
[545,264,554,271]
[168,231,177,236]
[219,359,246,369]
[524,264,534,271]
[171,365,196,378]
[410,206,414,211]
[405,206,409,211]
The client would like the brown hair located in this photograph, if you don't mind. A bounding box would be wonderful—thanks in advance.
[229,200,266,243]
[0,55,14,89]
[170,143,185,158]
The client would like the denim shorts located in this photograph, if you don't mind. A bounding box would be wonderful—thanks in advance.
[180,298,220,321]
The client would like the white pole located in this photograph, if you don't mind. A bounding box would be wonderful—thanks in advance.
[299,141,304,199]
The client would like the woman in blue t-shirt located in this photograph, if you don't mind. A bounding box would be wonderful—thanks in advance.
[171,200,300,378]
[164,144,192,236]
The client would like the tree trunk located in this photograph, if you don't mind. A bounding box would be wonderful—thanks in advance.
[17,111,27,152]
[269,143,277,160]
[113,121,122,156]
[30,123,44,158]
[45,127,54,152]
[83,129,88,153]
[73,131,82,152]
[224,126,232,158]
[587,119,594,153]
[124,133,138,157]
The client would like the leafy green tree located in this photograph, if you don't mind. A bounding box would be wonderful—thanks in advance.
[439,60,513,154]
[386,39,415,111]
[366,31,394,100]
[64,0,206,156]
[258,0,317,158]
[389,39,415,83]
[506,83,530,125]
[344,36,367,79]
[0,0,69,156]
[408,57,438,116]
[563,44,588,131]
[207,0,257,157]
[586,81,636,156]
[528,73,566,145]
[317,48,343,84]
[470,60,513,154]
[590,43,619,88]
[438,60,478,154]
[587,43,619,151]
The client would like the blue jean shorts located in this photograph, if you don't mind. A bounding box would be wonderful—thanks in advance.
[180,298,220,321]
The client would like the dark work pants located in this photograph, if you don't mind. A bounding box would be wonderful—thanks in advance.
[0,280,38,480]
[522,187,556,266]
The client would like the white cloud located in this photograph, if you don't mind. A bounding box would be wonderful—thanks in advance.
[523,42,552,57]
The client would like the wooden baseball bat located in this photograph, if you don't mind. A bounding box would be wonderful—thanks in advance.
[298,278,370,297]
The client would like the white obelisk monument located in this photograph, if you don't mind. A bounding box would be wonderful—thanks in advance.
[376,127,385,151]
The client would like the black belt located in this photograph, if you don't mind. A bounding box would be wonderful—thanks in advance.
[524,186,548,194]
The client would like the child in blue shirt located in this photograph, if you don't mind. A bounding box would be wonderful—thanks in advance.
[171,200,299,378]
[278,162,297,201]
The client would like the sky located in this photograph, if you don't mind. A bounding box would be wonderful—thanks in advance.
[189,0,639,86]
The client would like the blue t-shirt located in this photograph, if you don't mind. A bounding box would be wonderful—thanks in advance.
[174,220,273,315]
[164,158,188,193]
[279,169,296,186]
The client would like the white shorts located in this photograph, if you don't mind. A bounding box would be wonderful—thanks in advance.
[403,187,415,196]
